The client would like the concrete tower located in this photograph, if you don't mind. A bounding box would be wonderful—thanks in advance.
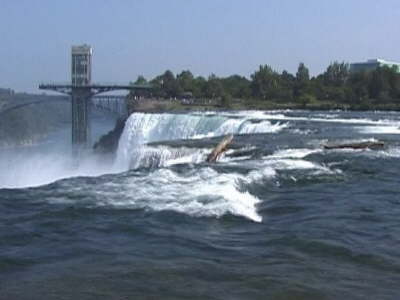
[71,45,92,86]
[71,45,93,149]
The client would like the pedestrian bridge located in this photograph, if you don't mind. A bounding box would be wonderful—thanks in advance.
[0,95,129,118]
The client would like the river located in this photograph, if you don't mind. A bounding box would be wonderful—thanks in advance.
[1,110,400,299]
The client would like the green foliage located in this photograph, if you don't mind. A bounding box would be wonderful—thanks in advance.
[177,70,194,92]
[251,65,281,100]
[294,63,310,99]
[221,75,251,99]
[220,92,232,108]
[130,60,400,108]
[192,76,207,98]
[149,70,182,98]
[296,62,310,83]
[204,74,224,99]
[134,75,147,85]
[323,61,349,86]
[298,93,317,108]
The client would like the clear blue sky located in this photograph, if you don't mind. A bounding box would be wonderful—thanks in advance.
[1,0,399,92]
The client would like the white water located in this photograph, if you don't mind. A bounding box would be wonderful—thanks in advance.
[49,166,264,223]
[119,167,263,223]
[3,110,399,190]
[269,148,322,159]
[115,112,288,170]
[357,125,400,135]
[79,145,341,223]
[0,111,288,189]
[4,110,400,222]
[115,111,400,172]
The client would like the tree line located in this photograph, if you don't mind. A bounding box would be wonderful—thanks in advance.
[131,61,400,108]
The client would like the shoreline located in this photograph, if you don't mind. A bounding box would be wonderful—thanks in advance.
[128,98,400,114]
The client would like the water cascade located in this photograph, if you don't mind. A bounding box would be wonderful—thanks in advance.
[115,112,287,170]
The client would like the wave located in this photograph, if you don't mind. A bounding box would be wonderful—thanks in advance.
[50,167,264,223]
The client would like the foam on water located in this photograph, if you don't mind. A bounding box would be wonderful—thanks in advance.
[269,148,322,159]
[262,114,400,126]
[263,158,330,172]
[246,166,277,183]
[128,146,207,169]
[357,125,400,135]
[116,112,288,170]
[6,110,397,190]
[40,144,343,223]
[54,167,264,222]
[135,168,263,223]
[227,110,400,135]
[0,111,289,188]
[221,145,339,187]
[347,145,400,159]
[378,147,400,158]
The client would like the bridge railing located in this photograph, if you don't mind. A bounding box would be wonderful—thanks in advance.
[39,82,152,89]
[91,96,127,116]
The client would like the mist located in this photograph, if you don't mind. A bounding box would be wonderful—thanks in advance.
[0,107,120,189]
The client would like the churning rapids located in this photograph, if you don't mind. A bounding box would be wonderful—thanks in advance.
[1,110,400,299]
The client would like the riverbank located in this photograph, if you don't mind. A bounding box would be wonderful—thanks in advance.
[128,97,400,113]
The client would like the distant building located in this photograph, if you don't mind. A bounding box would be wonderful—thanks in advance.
[350,58,400,73]
[71,44,92,86]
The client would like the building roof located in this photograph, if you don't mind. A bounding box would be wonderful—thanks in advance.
[353,58,400,66]
[72,44,92,55]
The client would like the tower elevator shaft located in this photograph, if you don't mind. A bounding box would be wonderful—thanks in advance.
[71,88,92,148]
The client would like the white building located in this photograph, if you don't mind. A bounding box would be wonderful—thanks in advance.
[350,58,400,73]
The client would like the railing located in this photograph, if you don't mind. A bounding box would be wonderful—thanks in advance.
[91,96,127,116]
[39,82,152,89]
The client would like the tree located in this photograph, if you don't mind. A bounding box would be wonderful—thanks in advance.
[368,67,387,100]
[296,62,310,82]
[177,70,194,92]
[294,62,310,99]
[140,60,400,108]
[347,71,370,103]
[311,62,349,102]
[130,75,149,98]
[134,75,147,85]
[160,70,183,98]
[204,74,224,99]
[323,62,349,87]
[221,75,251,99]
[277,70,295,101]
[250,65,280,100]
[192,76,207,98]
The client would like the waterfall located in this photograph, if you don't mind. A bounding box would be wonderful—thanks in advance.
[115,112,287,170]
